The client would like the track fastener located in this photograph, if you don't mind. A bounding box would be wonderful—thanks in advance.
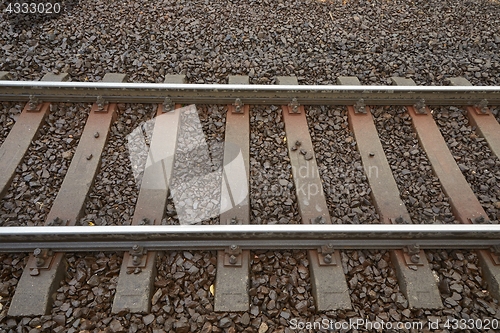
[27,95,42,112]
[467,216,490,224]
[354,98,366,114]
[391,216,410,224]
[163,97,173,112]
[291,140,301,152]
[475,215,485,223]
[96,96,109,112]
[94,132,100,138]
[318,243,337,266]
[139,218,152,225]
[311,216,326,224]
[233,98,244,113]
[475,99,489,114]
[224,244,242,266]
[403,244,424,267]
[86,154,93,160]
[288,98,300,114]
[489,245,500,265]
[413,98,427,114]
[47,217,66,226]
[127,244,147,269]
[29,248,54,274]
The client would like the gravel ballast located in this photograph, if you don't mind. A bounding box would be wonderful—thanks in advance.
[249,106,300,225]
[1,0,498,86]
[0,102,22,146]
[373,106,459,224]
[1,0,500,330]
[306,106,379,224]
[168,105,226,226]
[433,107,500,223]
[0,103,89,227]
[79,104,156,226]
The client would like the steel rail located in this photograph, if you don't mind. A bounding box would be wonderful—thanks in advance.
[0,224,499,252]
[0,82,499,105]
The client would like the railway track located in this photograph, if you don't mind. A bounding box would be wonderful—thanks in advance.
[0,72,500,331]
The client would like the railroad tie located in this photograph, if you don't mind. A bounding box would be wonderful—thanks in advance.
[339,76,443,309]
[278,76,352,311]
[8,73,127,317]
[214,75,251,312]
[392,76,500,302]
[112,75,186,314]
[447,77,500,160]
[0,73,69,200]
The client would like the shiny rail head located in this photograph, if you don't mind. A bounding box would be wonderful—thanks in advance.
[1,82,499,105]
[1,80,500,91]
[1,225,500,252]
[1,223,500,234]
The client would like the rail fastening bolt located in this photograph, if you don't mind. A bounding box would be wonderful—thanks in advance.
[132,255,141,266]
[411,254,420,264]
[87,154,93,160]
[230,244,238,251]
[94,132,99,138]
[315,216,325,224]
[324,254,332,263]
[229,255,237,265]
[36,257,45,267]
